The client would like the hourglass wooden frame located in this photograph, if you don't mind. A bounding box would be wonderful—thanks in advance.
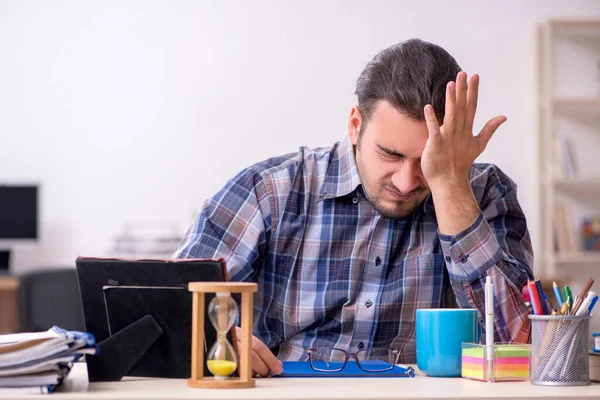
[187,282,258,389]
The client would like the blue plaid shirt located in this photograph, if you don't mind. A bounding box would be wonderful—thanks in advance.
[174,138,534,363]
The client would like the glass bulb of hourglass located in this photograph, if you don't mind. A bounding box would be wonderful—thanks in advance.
[206,293,239,379]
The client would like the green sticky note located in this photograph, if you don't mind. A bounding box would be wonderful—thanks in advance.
[462,345,530,359]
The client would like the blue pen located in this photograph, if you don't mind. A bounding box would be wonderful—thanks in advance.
[552,281,563,308]
[542,292,551,314]
[535,280,548,314]
[588,295,599,315]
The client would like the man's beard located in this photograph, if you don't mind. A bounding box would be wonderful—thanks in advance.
[367,185,428,220]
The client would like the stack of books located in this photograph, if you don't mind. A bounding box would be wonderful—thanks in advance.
[591,351,599,383]
[0,326,97,394]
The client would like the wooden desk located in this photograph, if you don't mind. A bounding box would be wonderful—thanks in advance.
[0,276,19,333]
[2,363,599,400]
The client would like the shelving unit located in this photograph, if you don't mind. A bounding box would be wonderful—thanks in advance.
[537,19,600,279]
[553,98,600,115]
[555,252,600,265]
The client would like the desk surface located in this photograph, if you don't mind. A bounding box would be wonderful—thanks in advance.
[1,363,599,400]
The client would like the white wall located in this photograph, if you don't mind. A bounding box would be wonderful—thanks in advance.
[1,0,600,275]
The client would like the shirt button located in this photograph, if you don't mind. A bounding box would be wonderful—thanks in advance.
[444,255,451,263]
[357,342,365,350]
[375,256,381,266]
[352,197,359,204]
[365,300,373,308]
[459,255,468,263]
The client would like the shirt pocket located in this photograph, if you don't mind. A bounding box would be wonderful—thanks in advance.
[400,253,446,311]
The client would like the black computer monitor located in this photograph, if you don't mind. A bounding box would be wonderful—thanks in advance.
[0,184,39,272]
[75,257,236,382]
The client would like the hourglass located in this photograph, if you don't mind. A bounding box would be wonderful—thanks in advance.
[206,293,238,378]
[187,282,257,389]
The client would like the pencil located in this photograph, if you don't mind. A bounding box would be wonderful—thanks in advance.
[559,302,569,315]
[571,277,594,315]
[528,281,543,315]
[552,282,563,308]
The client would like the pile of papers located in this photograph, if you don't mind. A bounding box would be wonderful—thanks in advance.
[0,326,97,394]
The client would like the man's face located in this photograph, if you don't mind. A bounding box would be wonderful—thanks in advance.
[348,101,431,220]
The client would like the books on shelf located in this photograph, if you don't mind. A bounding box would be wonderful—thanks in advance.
[554,206,600,255]
[0,326,97,394]
[583,216,600,251]
[553,135,578,179]
[554,205,577,253]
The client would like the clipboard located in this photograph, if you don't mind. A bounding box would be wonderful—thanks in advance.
[278,361,415,378]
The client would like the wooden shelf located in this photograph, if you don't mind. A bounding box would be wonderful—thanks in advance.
[549,20,600,37]
[554,178,600,186]
[549,19,600,29]
[0,276,19,290]
[552,98,600,117]
[552,179,600,204]
[555,252,600,264]
[553,179,600,196]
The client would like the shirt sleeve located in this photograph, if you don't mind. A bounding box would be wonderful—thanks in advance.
[438,167,534,344]
[172,167,273,283]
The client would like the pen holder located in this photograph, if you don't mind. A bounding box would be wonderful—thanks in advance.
[461,343,531,382]
[529,315,591,386]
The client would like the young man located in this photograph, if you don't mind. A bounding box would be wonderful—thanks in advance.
[174,38,534,377]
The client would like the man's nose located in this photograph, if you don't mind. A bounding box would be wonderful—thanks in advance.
[390,163,421,194]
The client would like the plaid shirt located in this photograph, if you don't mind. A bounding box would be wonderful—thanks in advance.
[174,138,534,363]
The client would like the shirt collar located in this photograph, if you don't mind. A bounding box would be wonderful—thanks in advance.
[421,193,436,218]
[318,138,362,202]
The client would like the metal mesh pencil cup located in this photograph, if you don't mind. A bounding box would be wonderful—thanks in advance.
[529,315,590,386]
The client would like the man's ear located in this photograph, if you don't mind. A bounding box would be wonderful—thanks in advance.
[348,105,362,146]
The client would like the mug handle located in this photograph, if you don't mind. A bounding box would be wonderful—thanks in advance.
[476,320,483,343]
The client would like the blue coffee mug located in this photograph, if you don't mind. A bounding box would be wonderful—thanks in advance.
[416,308,480,377]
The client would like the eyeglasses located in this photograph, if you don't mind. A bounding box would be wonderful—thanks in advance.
[307,347,400,373]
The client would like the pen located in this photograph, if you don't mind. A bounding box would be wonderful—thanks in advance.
[485,276,494,376]
[535,280,548,314]
[564,286,572,310]
[542,292,552,313]
[576,291,596,316]
[552,282,563,308]
[571,277,594,315]
[588,295,598,315]
[528,281,542,315]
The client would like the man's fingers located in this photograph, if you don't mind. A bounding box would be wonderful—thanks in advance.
[455,71,467,133]
[442,81,456,134]
[235,334,270,377]
[251,336,283,375]
[464,74,479,134]
[476,115,507,151]
[236,329,284,377]
[424,105,441,138]
[251,350,271,377]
